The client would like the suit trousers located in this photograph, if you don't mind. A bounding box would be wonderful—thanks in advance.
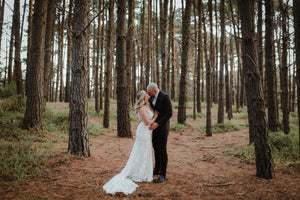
[152,122,169,177]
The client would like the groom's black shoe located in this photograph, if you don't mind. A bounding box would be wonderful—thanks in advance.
[154,175,166,183]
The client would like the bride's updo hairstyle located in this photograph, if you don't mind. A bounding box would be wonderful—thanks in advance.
[134,90,147,113]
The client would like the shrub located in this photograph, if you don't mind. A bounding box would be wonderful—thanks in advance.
[170,122,191,132]
[0,83,17,98]
[199,121,243,133]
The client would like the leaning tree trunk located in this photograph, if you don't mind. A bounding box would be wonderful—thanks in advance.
[13,0,24,96]
[294,0,300,153]
[23,0,47,129]
[239,0,274,179]
[44,0,56,101]
[116,0,131,138]
[217,0,225,123]
[265,0,278,132]
[178,0,192,124]
[68,0,90,157]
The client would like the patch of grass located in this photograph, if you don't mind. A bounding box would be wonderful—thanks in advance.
[199,121,243,134]
[88,121,104,136]
[187,111,205,119]
[230,130,299,167]
[0,83,17,98]
[167,190,177,194]
[170,122,191,132]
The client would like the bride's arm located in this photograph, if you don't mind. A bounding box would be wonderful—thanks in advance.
[139,107,157,126]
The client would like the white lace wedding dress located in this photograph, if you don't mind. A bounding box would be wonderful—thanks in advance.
[103,108,153,195]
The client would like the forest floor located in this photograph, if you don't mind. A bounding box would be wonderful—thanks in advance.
[1,102,300,200]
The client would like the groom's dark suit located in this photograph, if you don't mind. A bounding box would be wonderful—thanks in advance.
[149,90,172,177]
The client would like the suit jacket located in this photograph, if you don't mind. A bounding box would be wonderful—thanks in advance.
[149,90,173,131]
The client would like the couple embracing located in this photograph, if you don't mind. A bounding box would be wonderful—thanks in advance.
[103,82,173,195]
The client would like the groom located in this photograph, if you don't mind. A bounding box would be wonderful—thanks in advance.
[147,82,172,183]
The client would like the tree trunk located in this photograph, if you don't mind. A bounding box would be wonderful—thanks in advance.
[257,0,263,90]
[7,19,14,85]
[293,0,300,153]
[127,0,134,109]
[178,0,192,124]
[100,0,105,110]
[44,0,56,101]
[103,0,114,128]
[25,0,33,96]
[161,0,168,91]
[265,0,278,132]
[59,0,66,102]
[65,0,73,102]
[68,0,90,157]
[116,0,131,138]
[0,0,5,55]
[196,0,203,113]
[217,0,225,123]
[279,0,290,134]
[23,0,47,129]
[203,8,212,137]
[95,1,101,113]
[146,0,152,87]
[239,0,274,179]
[170,1,176,100]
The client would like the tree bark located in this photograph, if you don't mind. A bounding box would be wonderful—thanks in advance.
[0,0,5,55]
[203,8,212,137]
[146,0,152,87]
[68,0,90,157]
[44,0,56,101]
[217,0,225,123]
[161,0,168,91]
[239,0,274,179]
[13,0,24,96]
[65,0,73,102]
[279,0,290,134]
[116,0,132,137]
[293,0,300,153]
[25,0,33,96]
[7,19,14,85]
[170,0,176,100]
[103,0,114,128]
[23,0,47,129]
[178,0,192,124]
[265,0,278,132]
[196,0,203,113]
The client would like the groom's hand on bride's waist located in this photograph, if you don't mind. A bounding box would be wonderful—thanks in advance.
[149,122,159,130]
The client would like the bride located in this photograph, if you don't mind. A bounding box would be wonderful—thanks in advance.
[103,90,158,195]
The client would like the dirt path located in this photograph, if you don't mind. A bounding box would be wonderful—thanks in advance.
[1,102,299,199]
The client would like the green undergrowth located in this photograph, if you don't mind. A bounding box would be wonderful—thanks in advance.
[230,112,299,167]
[170,122,191,132]
[199,120,244,134]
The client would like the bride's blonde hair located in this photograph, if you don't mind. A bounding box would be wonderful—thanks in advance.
[134,90,147,113]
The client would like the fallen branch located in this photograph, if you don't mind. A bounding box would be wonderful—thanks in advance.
[203,182,234,187]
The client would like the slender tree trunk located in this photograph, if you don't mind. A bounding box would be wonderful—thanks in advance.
[65,0,73,102]
[44,0,56,101]
[59,0,66,102]
[161,0,168,91]
[95,2,101,113]
[178,0,192,124]
[100,0,105,110]
[170,1,176,100]
[265,0,278,132]
[13,0,24,96]
[258,0,263,89]
[279,0,290,134]
[203,9,212,136]
[116,0,131,137]
[0,0,5,54]
[197,0,203,113]
[293,0,300,153]
[25,0,33,95]
[217,0,225,123]
[140,0,145,90]
[127,0,134,110]
[68,0,90,157]
[23,0,47,129]
[146,0,152,87]
[239,0,274,179]
[7,19,14,84]
[103,0,114,128]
